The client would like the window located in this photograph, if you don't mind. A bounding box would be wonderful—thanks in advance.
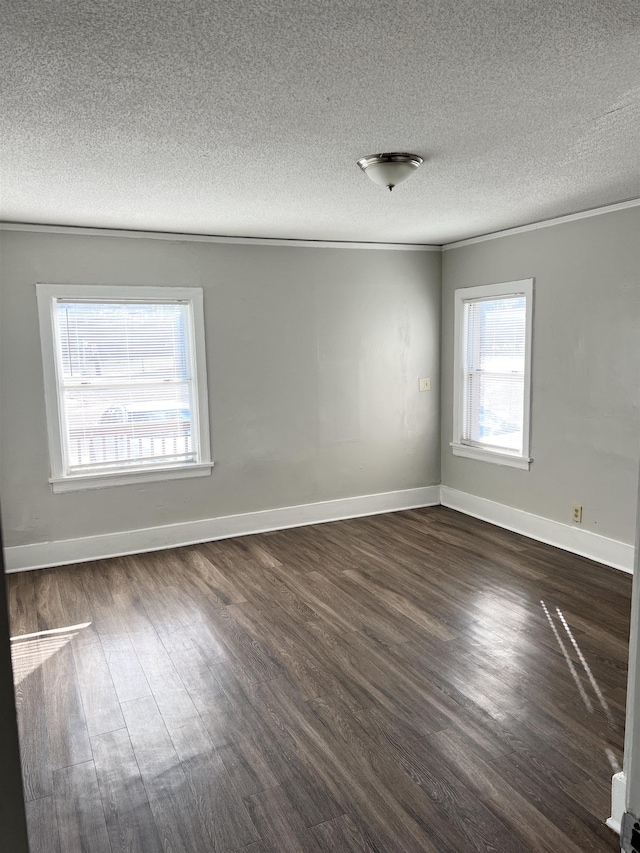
[37,285,212,492]
[452,279,533,469]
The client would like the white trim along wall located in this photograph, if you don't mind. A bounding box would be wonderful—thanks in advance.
[440,487,634,574]
[4,487,441,572]
[1,196,638,250]
[0,222,440,252]
[4,485,634,574]
[442,198,640,250]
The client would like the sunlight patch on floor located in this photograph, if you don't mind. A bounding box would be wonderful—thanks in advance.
[10,622,91,685]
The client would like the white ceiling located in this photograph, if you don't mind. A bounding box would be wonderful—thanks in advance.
[1,0,639,245]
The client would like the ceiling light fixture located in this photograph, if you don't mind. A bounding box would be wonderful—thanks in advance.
[357,152,423,191]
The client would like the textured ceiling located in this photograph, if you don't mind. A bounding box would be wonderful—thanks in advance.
[1,0,639,244]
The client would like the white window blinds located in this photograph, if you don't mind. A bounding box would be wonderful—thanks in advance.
[462,295,526,453]
[53,300,199,475]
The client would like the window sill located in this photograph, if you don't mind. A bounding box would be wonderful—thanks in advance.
[49,462,213,493]
[450,443,532,470]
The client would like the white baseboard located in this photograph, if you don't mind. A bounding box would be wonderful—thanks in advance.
[4,483,633,574]
[607,770,626,834]
[440,486,634,574]
[3,485,440,572]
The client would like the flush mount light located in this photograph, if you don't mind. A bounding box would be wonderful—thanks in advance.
[357,152,423,191]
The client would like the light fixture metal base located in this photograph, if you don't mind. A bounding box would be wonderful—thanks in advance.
[357,152,424,191]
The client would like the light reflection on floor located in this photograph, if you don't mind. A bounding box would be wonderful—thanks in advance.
[540,600,594,712]
[540,600,621,774]
[554,606,616,727]
[605,747,621,773]
[10,622,91,685]
[469,591,530,662]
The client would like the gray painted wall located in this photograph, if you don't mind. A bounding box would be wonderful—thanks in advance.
[624,473,640,815]
[441,208,640,545]
[0,231,441,547]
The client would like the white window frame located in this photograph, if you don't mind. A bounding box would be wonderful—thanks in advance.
[451,278,533,470]
[36,284,213,492]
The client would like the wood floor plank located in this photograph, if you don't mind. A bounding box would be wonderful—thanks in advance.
[167,640,223,696]
[342,567,457,643]
[232,596,373,710]
[111,556,181,637]
[12,506,630,853]
[224,534,284,568]
[424,729,603,853]
[159,586,284,684]
[171,599,232,666]
[507,699,623,781]
[53,761,112,853]
[234,844,269,853]
[189,678,280,798]
[489,749,618,852]
[565,777,615,822]
[100,633,152,704]
[227,600,339,701]
[175,545,250,605]
[25,796,60,853]
[77,562,131,638]
[119,695,213,852]
[40,638,92,770]
[243,785,322,853]
[71,624,125,737]
[215,664,344,828]
[92,727,163,853]
[51,564,93,628]
[246,676,451,853]
[268,567,410,646]
[308,813,377,852]
[9,577,54,801]
[355,704,526,853]
[307,690,524,853]
[126,626,185,696]
[33,569,72,632]
[226,560,319,624]
[7,571,39,636]
[153,685,260,851]
[314,629,456,735]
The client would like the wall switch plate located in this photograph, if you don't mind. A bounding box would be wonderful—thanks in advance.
[419,377,431,392]
[572,505,583,523]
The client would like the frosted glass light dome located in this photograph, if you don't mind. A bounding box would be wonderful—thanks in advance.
[357,153,423,191]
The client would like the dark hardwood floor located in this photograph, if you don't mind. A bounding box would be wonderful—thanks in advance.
[7,506,631,852]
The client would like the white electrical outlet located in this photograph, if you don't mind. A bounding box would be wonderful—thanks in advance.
[572,505,582,523]
[419,377,431,392]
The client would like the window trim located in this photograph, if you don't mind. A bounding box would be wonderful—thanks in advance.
[451,278,533,470]
[36,283,213,492]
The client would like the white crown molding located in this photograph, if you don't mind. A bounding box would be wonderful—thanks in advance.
[0,222,441,252]
[442,198,640,251]
[440,486,634,573]
[3,485,440,572]
[3,198,638,251]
